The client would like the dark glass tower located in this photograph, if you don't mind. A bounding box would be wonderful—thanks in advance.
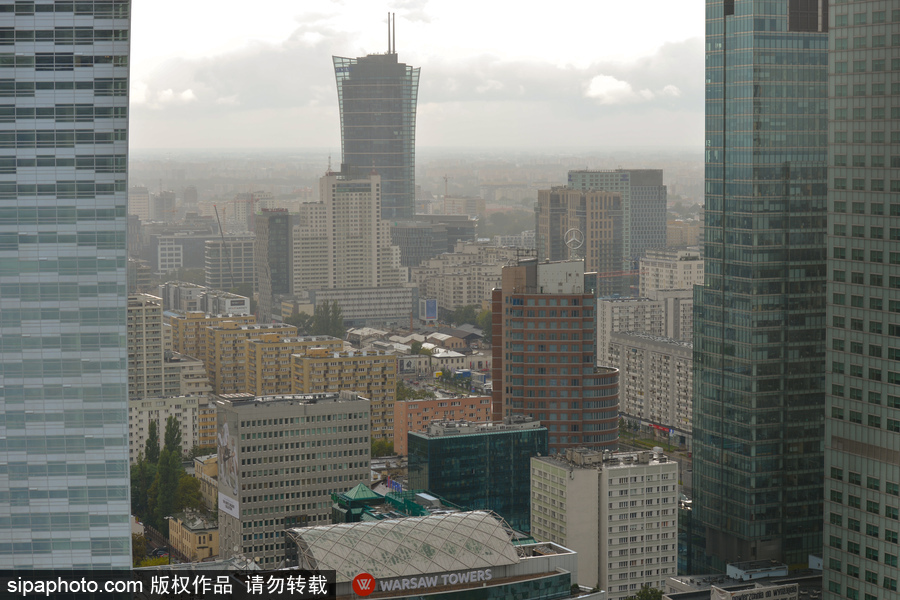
[692,0,829,570]
[822,3,900,599]
[333,17,420,220]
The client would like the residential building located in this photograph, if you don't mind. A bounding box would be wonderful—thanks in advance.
[129,186,151,221]
[168,510,218,563]
[128,395,203,463]
[199,290,251,316]
[608,332,693,446]
[215,391,371,567]
[693,0,828,569]
[666,220,701,247]
[531,448,678,598]
[393,396,492,456]
[408,417,548,532]
[165,351,212,398]
[197,402,217,450]
[639,248,703,297]
[205,236,256,291]
[596,292,693,364]
[491,259,619,451]
[245,334,343,396]
[442,195,486,218]
[158,280,206,312]
[282,286,417,329]
[205,322,297,394]
[333,21,420,220]
[0,2,133,567]
[290,348,397,440]
[567,169,668,267]
[168,311,256,362]
[823,2,900,599]
[535,187,625,296]
[193,454,219,512]
[128,294,167,399]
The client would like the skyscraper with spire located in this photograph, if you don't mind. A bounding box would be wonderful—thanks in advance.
[692,0,828,571]
[333,13,420,220]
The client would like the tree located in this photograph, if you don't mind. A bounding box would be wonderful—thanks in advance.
[145,421,160,464]
[410,340,423,355]
[163,415,182,457]
[188,444,217,460]
[371,438,394,457]
[174,473,204,513]
[132,534,147,567]
[311,300,345,338]
[136,556,169,568]
[625,586,663,600]
[130,453,157,521]
[152,449,181,533]
[450,304,479,326]
[475,309,492,341]
[285,310,314,333]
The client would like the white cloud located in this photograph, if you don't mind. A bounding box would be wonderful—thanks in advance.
[585,75,646,105]
[662,84,682,97]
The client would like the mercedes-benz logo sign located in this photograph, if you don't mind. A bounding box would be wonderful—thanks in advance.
[564,228,584,250]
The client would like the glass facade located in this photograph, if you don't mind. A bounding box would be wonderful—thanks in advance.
[407,426,548,533]
[0,0,132,568]
[692,0,828,570]
[333,53,419,221]
[823,2,900,599]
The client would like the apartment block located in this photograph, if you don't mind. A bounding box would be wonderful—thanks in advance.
[393,396,493,456]
[666,220,701,247]
[215,391,371,567]
[639,248,703,297]
[168,311,256,362]
[290,348,397,440]
[596,292,693,365]
[607,332,693,445]
[128,396,203,463]
[205,236,256,291]
[206,322,297,394]
[127,294,167,399]
[245,334,343,396]
[531,448,678,598]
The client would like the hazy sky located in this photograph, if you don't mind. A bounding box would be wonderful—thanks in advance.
[131,0,705,151]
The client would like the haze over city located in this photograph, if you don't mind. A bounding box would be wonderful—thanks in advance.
[130,0,705,150]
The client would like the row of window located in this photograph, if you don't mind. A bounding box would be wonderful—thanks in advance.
[833,107,900,121]
[0,28,127,44]
[833,178,898,192]
[0,78,127,96]
[0,53,128,69]
[0,129,127,148]
[0,2,130,17]
[833,9,894,26]
[834,155,900,168]
[0,155,125,174]
[834,57,900,73]
[0,105,126,123]
[830,470,900,495]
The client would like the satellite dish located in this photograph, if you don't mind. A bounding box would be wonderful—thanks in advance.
[564,228,584,250]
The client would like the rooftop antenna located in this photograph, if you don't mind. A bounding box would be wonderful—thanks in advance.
[393,12,396,54]
[387,12,391,54]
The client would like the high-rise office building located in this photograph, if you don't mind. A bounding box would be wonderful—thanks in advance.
[823,3,900,599]
[0,1,132,568]
[567,169,667,267]
[491,259,619,451]
[408,417,548,533]
[535,187,625,296]
[333,15,420,220]
[692,0,828,570]
[255,209,292,322]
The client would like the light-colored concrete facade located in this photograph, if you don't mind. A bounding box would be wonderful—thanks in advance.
[169,511,219,562]
[128,294,168,400]
[128,395,203,462]
[168,312,256,362]
[607,332,693,443]
[596,292,693,365]
[206,322,298,395]
[245,335,344,397]
[531,448,678,599]
[215,391,371,567]
[638,248,703,298]
[290,348,397,440]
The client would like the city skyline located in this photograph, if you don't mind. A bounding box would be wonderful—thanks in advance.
[129,1,705,150]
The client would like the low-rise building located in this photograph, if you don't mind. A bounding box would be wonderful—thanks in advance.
[128,395,203,462]
[168,510,219,563]
[531,448,678,599]
[193,454,218,512]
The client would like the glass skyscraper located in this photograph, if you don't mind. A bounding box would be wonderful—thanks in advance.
[822,3,900,599]
[0,0,132,568]
[333,35,420,221]
[692,0,828,570]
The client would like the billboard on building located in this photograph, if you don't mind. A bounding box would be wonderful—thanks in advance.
[217,410,240,515]
[420,298,438,321]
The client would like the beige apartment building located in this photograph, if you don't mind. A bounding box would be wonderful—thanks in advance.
[168,311,256,362]
[168,511,218,562]
[205,322,297,394]
[128,395,204,462]
[638,248,703,298]
[290,348,397,440]
[245,334,343,396]
[127,294,167,399]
